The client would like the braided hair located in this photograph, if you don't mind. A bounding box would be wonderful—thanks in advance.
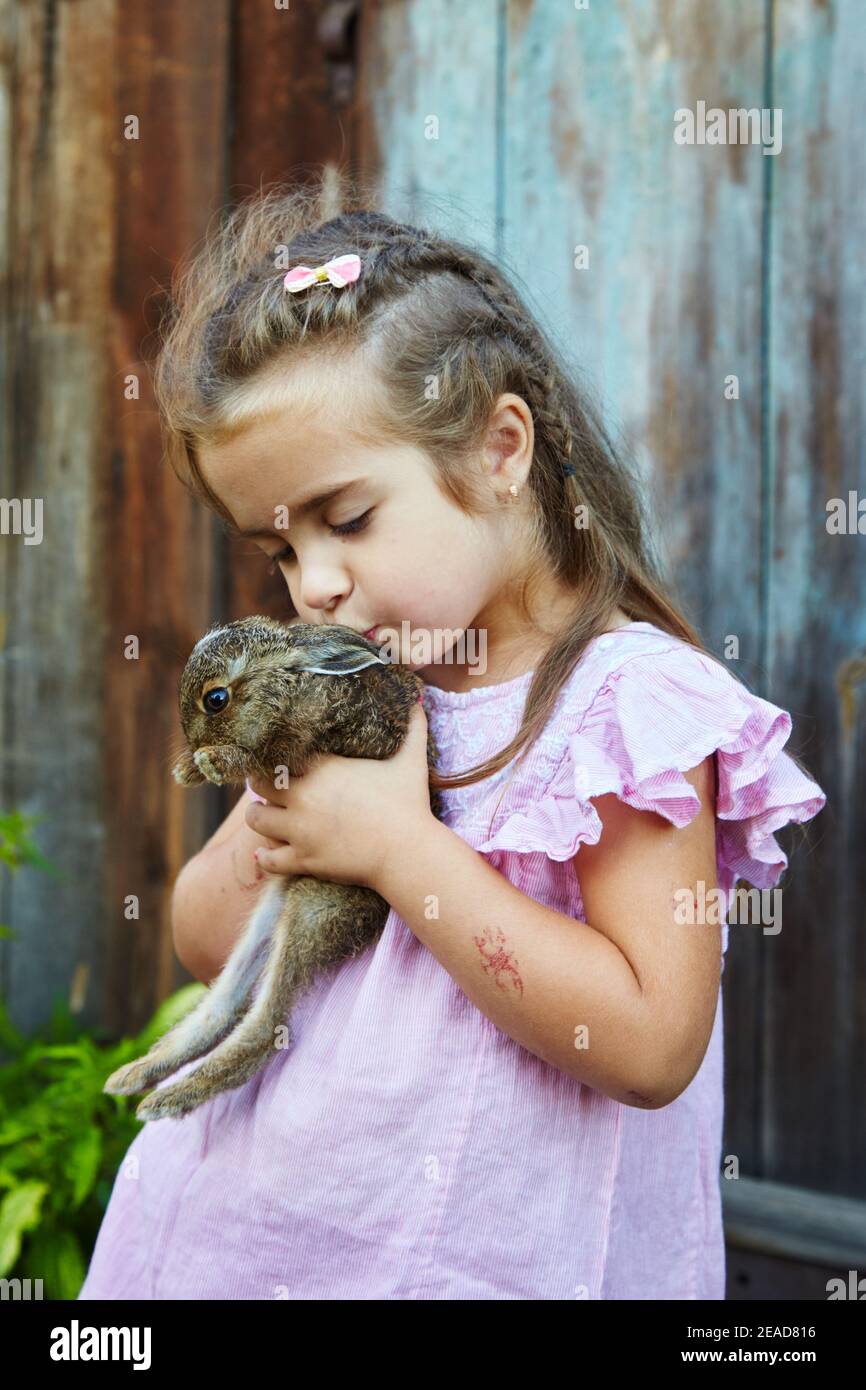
[150,176,778,804]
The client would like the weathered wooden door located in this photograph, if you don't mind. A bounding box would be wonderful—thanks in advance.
[0,0,861,1300]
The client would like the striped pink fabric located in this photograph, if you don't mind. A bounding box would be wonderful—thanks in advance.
[78,622,826,1300]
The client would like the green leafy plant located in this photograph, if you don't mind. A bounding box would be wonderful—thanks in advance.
[0,804,204,1299]
[0,986,204,1299]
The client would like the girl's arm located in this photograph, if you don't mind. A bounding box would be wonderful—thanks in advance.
[171,791,276,984]
[376,757,721,1109]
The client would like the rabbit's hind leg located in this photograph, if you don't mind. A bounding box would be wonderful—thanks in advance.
[104,877,284,1097]
[136,880,386,1121]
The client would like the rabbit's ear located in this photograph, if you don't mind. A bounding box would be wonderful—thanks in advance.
[172,748,206,785]
[299,652,390,677]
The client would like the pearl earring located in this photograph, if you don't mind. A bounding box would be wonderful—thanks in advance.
[508,484,519,501]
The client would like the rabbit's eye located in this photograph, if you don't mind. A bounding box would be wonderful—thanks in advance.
[203,687,230,714]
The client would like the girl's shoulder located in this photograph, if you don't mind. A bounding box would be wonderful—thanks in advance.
[556,618,771,744]
[458,621,827,893]
[560,618,725,715]
[532,619,772,760]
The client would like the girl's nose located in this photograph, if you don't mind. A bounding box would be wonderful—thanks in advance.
[296,571,351,615]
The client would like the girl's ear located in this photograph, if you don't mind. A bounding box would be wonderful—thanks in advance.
[172,748,206,785]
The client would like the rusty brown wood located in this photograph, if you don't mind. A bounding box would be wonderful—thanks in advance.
[224,0,362,632]
[0,0,118,1035]
[104,3,232,1033]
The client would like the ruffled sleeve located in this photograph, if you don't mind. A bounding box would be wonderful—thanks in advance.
[474,645,826,893]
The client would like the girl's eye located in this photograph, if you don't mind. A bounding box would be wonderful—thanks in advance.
[330,508,374,540]
[266,509,373,575]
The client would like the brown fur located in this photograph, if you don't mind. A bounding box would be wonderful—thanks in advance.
[103,617,442,1120]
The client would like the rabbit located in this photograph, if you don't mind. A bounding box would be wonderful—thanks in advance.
[104,616,443,1122]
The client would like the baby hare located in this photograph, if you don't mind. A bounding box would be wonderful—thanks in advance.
[104,616,442,1121]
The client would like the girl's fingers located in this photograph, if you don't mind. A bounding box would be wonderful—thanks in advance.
[254,845,294,875]
[256,835,283,852]
[248,770,295,802]
[245,803,289,841]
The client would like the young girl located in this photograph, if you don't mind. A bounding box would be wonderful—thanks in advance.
[79,183,826,1301]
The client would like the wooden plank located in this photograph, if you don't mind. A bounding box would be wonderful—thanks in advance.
[500,0,768,1169]
[504,0,767,644]
[226,0,358,628]
[726,1245,859,1301]
[0,0,14,936]
[723,1174,866,1269]
[766,0,864,1193]
[0,0,116,1035]
[357,0,501,255]
[102,4,232,1033]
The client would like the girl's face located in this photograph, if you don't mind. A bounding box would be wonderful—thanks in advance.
[197,357,562,689]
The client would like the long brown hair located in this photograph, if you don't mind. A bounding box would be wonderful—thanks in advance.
[150,171,817,818]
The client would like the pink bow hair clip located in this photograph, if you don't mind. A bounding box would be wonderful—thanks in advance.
[283,253,362,293]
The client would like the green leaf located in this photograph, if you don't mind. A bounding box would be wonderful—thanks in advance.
[0,1182,48,1276]
[26,1045,90,1063]
[0,810,60,876]
[68,1130,103,1209]
[22,1227,86,1300]
[0,1119,41,1148]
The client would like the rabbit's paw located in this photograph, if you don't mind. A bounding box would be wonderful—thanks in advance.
[192,743,251,784]
[172,748,206,785]
[104,1056,165,1095]
[135,1076,212,1122]
[193,746,233,784]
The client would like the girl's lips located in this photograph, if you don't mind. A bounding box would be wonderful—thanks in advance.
[364,626,379,639]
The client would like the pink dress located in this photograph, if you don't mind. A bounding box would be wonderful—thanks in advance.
[78,621,826,1300]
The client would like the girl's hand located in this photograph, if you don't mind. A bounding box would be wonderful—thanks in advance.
[244,702,435,894]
